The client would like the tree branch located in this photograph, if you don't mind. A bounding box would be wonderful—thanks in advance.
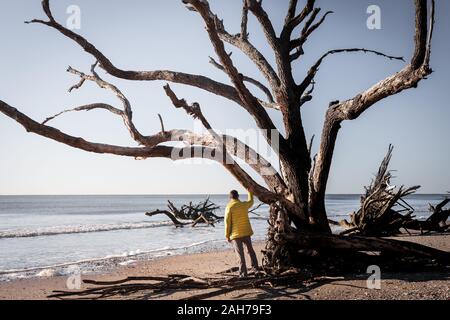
[163,84,287,193]
[0,99,284,204]
[424,0,436,66]
[246,0,279,51]
[157,114,165,133]
[26,1,247,110]
[298,48,405,96]
[411,0,429,68]
[209,56,274,103]
[283,0,315,37]
[284,0,299,26]
[246,0,302,109]
[183,0,284,150]
[290,10,334,53]
[64,63,152,146]
[42,103,122,125]
[240,0,249,40]
[162,85,304,219]
[0,100,155,158]
[216,31,280,92]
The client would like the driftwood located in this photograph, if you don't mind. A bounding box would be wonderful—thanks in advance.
[146,198,267,228]
[338,145,448,236]
[425,197,450,230]
[403,197,450,234]
[145,198,222,227]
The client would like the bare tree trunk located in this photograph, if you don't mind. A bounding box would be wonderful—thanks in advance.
[309,109,341,233]
[262,203,292,272]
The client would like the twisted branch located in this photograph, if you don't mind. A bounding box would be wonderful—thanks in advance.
[209,56,274,104]
[298,48,405,96]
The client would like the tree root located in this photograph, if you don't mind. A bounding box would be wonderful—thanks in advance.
[260,230,450,276]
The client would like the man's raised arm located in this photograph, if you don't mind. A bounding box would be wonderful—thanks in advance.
[245,191,254,209]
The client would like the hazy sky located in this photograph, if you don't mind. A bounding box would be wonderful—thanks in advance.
[0,0,449,195]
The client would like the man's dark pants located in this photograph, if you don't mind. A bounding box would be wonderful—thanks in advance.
[232,236,258,277]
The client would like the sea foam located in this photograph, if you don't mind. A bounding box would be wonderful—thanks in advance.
[0,221,176,239]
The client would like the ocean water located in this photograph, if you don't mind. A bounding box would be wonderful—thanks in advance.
[0,194,446,281]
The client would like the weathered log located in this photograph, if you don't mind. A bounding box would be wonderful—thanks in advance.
[145,210,188,228]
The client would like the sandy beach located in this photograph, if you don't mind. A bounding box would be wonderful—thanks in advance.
[0,233,448,300]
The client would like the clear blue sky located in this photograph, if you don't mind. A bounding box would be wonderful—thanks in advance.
[0,0,449,195]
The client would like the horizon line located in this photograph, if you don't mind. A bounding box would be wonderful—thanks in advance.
[0,193,448,197]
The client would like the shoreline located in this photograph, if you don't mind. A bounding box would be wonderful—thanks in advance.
[0,237,243,282]
[0,234,449,300]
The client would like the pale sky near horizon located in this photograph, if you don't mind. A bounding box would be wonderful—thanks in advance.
[0,0,449,196]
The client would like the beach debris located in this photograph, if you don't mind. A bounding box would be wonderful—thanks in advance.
[145,197,222,227]
[338,145,449,236]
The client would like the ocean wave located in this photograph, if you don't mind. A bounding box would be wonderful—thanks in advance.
[0,216,268,239]
[0,220,178,239]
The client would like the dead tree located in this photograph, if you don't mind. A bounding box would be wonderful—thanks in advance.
[0,0,446,272]
[340,145,449,236]
[145,198,222,227]
[339,145,420,236]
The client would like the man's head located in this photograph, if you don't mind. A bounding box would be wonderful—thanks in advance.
[229,190,239,200]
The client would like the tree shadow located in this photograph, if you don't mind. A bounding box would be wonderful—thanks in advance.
[48,267,450,300]
[212,270,450,300]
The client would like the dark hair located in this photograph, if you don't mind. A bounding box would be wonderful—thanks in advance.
[229,190,239,199]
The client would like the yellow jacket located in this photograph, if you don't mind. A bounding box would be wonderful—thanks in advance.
[224,192,254,240]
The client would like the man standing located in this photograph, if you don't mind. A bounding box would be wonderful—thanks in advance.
[224,189,259,277]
